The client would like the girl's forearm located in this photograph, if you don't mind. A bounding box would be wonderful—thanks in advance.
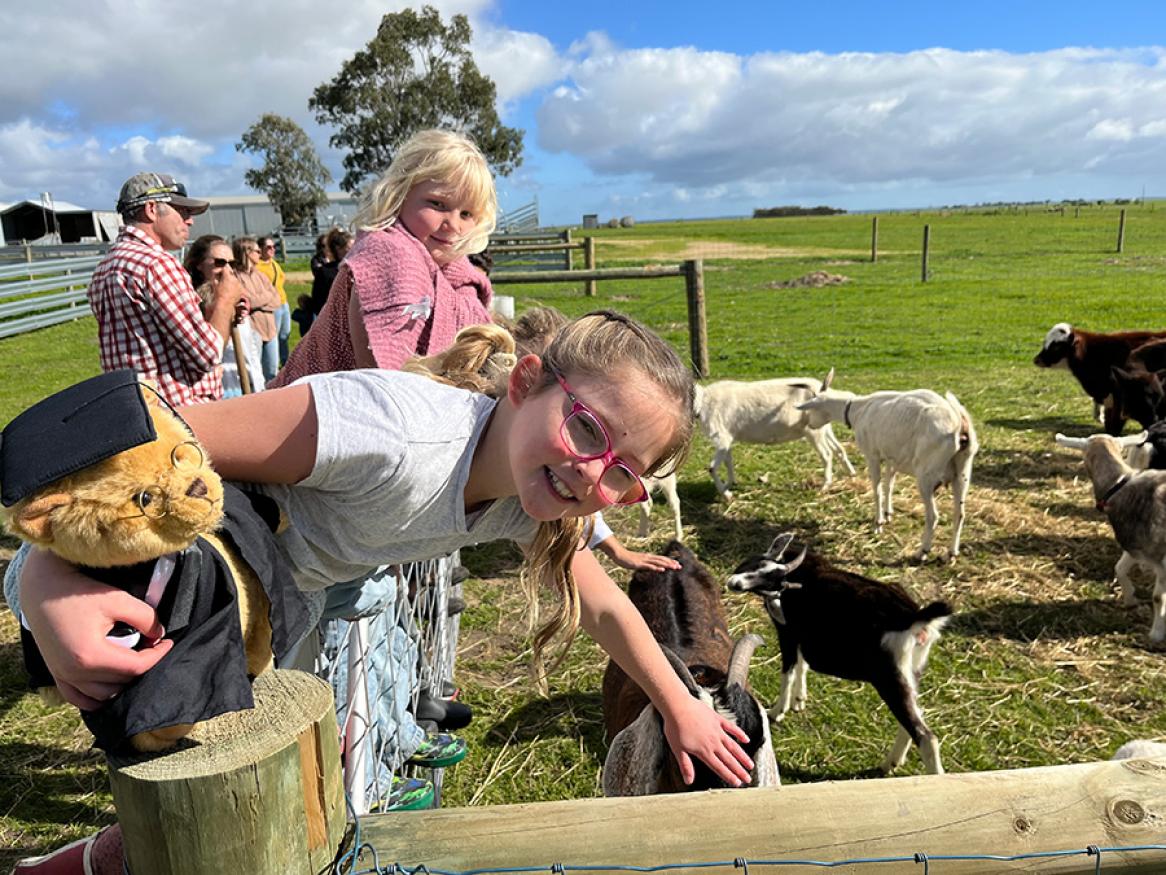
[572,549,691,716]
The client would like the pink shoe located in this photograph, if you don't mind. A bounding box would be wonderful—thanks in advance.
[12,824,122,875]
[11,831,97,874]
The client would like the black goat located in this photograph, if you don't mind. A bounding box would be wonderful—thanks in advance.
[601,540,780,795]
[728,534,952,775]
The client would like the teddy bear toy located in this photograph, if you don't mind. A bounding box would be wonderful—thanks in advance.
[0,370,309,752]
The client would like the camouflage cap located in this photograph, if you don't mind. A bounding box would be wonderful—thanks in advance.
[116,172,209,215]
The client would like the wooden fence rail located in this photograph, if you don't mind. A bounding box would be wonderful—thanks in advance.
[362,756,1166,874]
[492,259,708,377]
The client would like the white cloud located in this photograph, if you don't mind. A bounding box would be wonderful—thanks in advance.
[537,45,1166,197]
[473,29,564,104]
[0,0,518,204]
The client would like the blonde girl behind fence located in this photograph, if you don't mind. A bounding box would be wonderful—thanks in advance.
[271,129,498,386]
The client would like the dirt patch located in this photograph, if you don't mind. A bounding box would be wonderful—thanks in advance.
[767,270,850,288]
[284,270,312,284]
[598,236,866,261]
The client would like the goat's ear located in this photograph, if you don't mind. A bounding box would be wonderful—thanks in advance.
[766,532,795,559]
[821,367,835,392]
[1112,365,1134,382]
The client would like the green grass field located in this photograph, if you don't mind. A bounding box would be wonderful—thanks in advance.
[2,203,1165,865]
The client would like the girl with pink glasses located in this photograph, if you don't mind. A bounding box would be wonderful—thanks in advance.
[12,311,753,872]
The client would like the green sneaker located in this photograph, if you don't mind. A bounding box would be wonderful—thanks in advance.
[379,775,434,811]
[406,731,467,769]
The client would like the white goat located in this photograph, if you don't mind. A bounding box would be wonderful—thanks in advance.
[694,370,855,501]
[1054,432,1166,641]
[798,388,978,559]
[638,473,683,541]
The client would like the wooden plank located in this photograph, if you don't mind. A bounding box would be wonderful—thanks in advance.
[361,758,1166,874]
[492,266,684,284]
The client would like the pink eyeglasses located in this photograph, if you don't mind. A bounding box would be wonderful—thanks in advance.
[550,367,648,505]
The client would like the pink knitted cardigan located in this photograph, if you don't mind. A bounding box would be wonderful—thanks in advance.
[270,223,493,387]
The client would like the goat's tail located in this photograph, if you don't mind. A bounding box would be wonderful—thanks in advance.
[917,600,954,624]
[945,391,979,454]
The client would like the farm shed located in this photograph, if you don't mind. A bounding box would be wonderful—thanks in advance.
[191,191,359,238]
[0,199,118,244]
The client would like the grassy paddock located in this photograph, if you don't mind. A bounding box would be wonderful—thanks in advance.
[2,205,1165,864]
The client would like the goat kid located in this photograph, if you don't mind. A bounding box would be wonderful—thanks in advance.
[728,534,951,775]
[694,369,855,501]
[798,388,978,559]
[601,540,780,795]
[1033,323,1166,434]
[1055,432,1166,640]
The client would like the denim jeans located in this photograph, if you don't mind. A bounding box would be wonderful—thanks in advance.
[274,302,292,366]
[319,568,425,797]
[260,336,279,382]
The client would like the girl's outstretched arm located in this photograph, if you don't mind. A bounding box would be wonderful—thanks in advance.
[181,383,318,483]
[17,383,321,703]
[570,548,754,786]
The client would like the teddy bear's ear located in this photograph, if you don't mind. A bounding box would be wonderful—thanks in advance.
[137,379,163,408]
[11,493,72,542]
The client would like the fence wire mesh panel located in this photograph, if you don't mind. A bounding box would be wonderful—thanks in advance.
[317,553,459,815]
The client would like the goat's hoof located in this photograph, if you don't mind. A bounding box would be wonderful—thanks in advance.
[723,490,735,503]
[768,710,788,723]
[792,700,806,713]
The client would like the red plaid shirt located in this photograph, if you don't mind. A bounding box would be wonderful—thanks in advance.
[87,225,224,406]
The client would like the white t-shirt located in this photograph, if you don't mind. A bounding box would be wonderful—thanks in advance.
[264,369,537,591]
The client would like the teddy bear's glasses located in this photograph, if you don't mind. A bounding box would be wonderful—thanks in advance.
[129,441,206,519]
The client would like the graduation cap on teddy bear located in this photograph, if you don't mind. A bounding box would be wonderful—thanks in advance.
[1,369,164,507]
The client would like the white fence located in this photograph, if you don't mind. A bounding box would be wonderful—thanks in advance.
[0,255,100,338]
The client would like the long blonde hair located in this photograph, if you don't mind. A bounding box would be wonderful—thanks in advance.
[353,129,497,257]
[407,310,695,679]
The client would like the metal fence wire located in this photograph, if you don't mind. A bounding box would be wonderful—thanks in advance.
[317,554,460,815]
[334,844,1166,875]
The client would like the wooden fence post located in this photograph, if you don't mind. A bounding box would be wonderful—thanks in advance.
[108,670,345,875]
[584,237,597,297]
[870,216,878,263]
[1117,209,1127,253]
[921,224,931,282]
[277,234,288,262]
[684,259,709,379]
[563,228,573,270]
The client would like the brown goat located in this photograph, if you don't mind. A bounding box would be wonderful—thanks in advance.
[1034,322,1166,434]
[601,540,779,795]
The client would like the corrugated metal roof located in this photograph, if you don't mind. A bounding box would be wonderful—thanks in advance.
[0,198,91,214]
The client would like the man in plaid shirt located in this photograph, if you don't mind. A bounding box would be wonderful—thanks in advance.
[88,173,245,407]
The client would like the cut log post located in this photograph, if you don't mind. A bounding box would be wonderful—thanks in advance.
[362,757,1166,874]
[108,669,346,875]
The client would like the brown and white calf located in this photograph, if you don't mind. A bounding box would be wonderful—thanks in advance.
[1033,323,1166,435]
[728,534,952,775]
[601,540,780,795]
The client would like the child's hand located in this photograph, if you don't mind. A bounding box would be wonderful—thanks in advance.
[603,541,682,573]
[662,694,754,787]
[19,549,173,711]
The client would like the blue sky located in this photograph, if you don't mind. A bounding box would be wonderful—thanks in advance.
[1,1,1163,227]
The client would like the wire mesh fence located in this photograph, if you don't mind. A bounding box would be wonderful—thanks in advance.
[317,553,461,815]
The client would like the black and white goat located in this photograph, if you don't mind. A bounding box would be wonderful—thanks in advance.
[601,540,780,795]
[1054,431,1166,641]
[694,370,855,501]
[728,534,952,775]
[798,388,978,559]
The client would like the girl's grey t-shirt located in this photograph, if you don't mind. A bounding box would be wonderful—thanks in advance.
[263,369,538,591]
